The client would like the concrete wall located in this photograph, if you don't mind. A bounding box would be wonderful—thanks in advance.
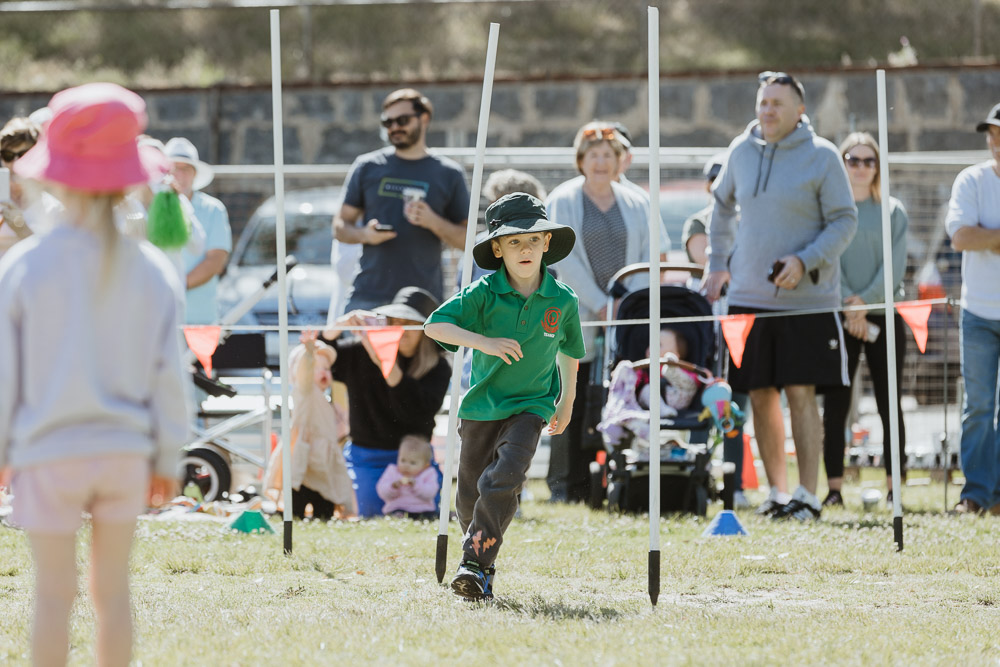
[4,65,996,167]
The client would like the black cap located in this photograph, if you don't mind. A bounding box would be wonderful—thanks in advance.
[372,287,439,323]
[976,102,1000,132]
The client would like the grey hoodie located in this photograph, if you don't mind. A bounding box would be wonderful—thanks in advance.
[708,116,857,310]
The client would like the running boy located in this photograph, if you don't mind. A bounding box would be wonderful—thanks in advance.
[424,192,585,601]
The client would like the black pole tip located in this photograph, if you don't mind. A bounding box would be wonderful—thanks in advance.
[893,516,904,552]
[283,520,293,555]
[435,534,449,583]
[648,550,660,607]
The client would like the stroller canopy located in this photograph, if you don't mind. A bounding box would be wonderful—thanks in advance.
[610,284,715,371]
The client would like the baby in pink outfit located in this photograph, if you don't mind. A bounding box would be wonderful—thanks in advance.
[376,435,440,519]
[636,327,702,412]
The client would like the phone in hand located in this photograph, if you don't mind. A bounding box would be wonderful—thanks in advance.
[766,260,785,296]
[373,223,395,232]
[766,260,785,283]
[0,168,10,202]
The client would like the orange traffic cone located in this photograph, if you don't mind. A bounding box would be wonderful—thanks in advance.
[741,433,759,490]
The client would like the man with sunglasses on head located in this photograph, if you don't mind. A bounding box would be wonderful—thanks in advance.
[333,88,470,311]
[702,72,857,522]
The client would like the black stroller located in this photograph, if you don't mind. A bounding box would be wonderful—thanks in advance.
[587,263,722,516]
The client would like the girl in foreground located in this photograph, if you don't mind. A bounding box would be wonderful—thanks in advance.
[0,82,188,666]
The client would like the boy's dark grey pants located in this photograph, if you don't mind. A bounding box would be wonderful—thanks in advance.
[457,413,545,567]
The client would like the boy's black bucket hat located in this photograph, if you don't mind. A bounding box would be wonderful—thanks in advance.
[472,192,576,271]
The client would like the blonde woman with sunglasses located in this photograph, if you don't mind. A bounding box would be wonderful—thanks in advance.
[820,131,909,507]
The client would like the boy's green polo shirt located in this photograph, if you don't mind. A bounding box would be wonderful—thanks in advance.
[426,265,586,422]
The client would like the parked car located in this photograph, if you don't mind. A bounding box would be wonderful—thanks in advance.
[217,187,342,366]
[638,180,711,261]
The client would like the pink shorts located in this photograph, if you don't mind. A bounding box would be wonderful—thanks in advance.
[11,454,150,534]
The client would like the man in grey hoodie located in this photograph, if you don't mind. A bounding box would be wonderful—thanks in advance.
[703,72,857,521]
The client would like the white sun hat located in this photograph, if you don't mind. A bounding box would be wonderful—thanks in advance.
[164,136,215,191]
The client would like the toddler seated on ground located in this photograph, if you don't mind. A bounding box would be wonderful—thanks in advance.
[636,327,702,412]
[375,435,440,520]
[264,331,355,520]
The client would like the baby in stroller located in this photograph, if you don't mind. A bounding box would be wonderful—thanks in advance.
[594,282,723,515]
[634,327,703,415]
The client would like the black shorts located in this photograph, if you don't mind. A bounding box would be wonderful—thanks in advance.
[727,306,849,392]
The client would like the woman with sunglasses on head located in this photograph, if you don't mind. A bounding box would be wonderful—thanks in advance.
[0,117,63,258]
[544,120,667,503]
[821,131,909,507]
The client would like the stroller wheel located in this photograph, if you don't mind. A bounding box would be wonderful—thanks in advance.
[179,447,232,502]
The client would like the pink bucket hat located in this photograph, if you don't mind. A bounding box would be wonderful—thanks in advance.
[14,82,150,193]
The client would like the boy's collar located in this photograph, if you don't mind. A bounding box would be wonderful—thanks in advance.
[490,264,558,297]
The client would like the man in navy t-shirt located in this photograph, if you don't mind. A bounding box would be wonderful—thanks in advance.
[333,88,470,311]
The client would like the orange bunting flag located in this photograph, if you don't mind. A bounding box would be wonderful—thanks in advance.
[183,326,222,376]
[367,327,405,378]
[896,302,932,354]
[721,314,755,369]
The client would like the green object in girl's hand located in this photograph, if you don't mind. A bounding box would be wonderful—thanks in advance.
[147,189,190,249]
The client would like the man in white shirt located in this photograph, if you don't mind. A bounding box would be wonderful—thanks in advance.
[945,102,1000,516]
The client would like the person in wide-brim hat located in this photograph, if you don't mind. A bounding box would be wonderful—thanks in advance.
[472,192,575,271]
[372,286,440,323]
[164,136,214,191]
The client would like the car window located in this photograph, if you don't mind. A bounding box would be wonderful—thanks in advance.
[240,214,333,266]
[660,193,709,240]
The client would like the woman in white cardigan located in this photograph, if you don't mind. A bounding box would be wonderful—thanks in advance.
[544,121,667,502]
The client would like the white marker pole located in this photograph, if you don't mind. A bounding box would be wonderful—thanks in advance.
[876,69,904,550]
[270,9,294,554]
[647,5,662,607]
[436,22,500,583]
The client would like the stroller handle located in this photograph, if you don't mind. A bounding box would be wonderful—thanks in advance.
[605,261,705,295]
[630,356,715,385]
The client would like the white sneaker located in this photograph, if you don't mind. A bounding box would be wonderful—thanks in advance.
[772,486,821,522]
[755,489,790,515]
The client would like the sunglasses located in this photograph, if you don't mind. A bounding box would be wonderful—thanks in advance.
[380,112,420,129]
[582,126,618,142]
[0,147,30,163]
[844,154,878,168]
[758,70,795,85]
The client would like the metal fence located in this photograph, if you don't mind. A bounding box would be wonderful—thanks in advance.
[205,147,979,407]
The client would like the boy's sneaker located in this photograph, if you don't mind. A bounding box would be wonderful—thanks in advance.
[772,486,822,522]
[482,564,496,601]
[822,490,844,507]
[451,559,490,601]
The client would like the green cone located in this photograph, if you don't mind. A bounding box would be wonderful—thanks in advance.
[228,510,275,534]
[147,189,190,249]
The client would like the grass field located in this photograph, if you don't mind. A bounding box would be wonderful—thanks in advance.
[1,475,998,666]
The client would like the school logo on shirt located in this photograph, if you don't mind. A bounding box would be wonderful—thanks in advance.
[542,308,561,336]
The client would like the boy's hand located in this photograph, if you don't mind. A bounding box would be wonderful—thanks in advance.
[480,337,523,365]
[547,397,574,435]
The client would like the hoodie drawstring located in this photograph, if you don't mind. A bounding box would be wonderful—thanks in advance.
[754,143,777,197]
[761,143,776,193]
[753,147,765,197]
